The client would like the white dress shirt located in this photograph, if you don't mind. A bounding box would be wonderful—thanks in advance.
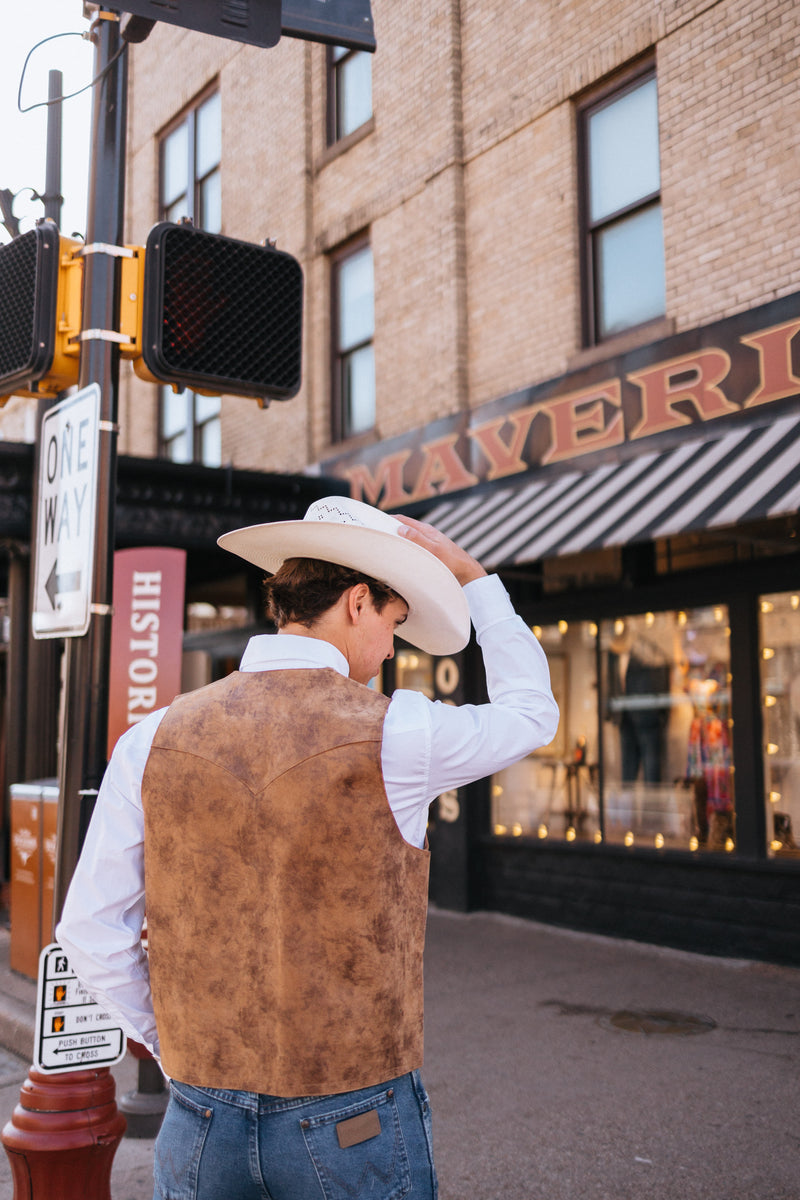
[57,573,558,1058]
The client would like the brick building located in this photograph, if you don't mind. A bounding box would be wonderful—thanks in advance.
[3,0,800,963]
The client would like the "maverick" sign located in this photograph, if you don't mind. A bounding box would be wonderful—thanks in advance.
[322,293,800,510]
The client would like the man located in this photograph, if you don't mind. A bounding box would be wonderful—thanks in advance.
[57,496,558,1200]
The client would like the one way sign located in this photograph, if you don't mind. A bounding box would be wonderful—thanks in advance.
[32,385,100,639]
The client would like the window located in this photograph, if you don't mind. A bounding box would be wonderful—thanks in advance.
[492,620,598,843]
[601,608,733,852]
[760,592,800,859]
[328,45,372,143]
[159,388,221,467]
[492,606,735,853]
[158,90,222,463]
[578,65,665,344]
[160,89,221,232]
[331,240,375,441]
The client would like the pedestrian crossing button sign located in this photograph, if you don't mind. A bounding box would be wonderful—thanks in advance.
[34,943,126,1074]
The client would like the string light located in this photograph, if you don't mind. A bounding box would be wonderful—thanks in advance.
[654,833,664,849]
[537,824,548,839]
[565,826,576,842]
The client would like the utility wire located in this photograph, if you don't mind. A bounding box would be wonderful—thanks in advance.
[17,30,127,114]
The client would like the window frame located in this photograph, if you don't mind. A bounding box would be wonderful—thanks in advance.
[330,234,375,444]
[577,57,663,348]
[326,44,372,146]
[157,387,222,467]
[158,83,221,229]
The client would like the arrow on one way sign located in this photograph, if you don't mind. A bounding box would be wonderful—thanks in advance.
[44,561,82,609]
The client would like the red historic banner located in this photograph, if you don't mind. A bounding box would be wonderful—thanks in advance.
[107,547,186,757]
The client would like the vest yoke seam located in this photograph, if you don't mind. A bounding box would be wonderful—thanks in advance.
[148,736,387,795]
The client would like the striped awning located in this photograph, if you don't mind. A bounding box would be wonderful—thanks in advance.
[422,413,800,569]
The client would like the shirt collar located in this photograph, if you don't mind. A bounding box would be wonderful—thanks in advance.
[239,632,350,678]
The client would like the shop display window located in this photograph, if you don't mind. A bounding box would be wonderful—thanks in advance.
[491,608,735,852]
[760,592,800,859]
[492,621,600,843]
[601,608,733,852]
[394,649,434,698]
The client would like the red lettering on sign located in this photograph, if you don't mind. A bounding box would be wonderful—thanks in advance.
[741,318,800,409]
[541,381,624,465]
[469,407,537,480]
[407,434,479,503]
[628,349,736,439]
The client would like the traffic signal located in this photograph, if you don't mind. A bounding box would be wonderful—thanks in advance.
[0,224,83,404]
[119,0,282,48]
[126,222,303,404]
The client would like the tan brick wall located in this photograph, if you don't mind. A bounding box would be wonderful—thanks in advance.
[659,0,800,328]
[102,0,800,477]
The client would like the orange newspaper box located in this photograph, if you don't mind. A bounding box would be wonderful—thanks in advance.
[9,781,59,979]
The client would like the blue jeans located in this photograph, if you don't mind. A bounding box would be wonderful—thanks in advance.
[152,1069,438,1200]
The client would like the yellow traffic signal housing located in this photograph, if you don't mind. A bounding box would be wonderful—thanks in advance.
[0,224,83,404]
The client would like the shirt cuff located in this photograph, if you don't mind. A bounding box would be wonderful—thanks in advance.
[463,573,514,636]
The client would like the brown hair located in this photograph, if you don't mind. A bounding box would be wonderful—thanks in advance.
[264,558,403,629]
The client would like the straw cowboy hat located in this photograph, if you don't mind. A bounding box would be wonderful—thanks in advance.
[218,496,471,655]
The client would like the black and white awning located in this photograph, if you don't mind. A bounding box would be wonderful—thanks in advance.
[422,413,800,569]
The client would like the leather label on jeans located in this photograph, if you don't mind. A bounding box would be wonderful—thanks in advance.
[336,1108,382,1149]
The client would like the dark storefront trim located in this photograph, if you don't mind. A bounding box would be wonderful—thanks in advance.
[476,837,800,965]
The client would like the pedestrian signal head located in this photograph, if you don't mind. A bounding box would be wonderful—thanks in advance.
[0,224,83,404]
[133,223,303,404]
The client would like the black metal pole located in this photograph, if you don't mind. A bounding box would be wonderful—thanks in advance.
[42,70,63,226]
[53,15,127,925]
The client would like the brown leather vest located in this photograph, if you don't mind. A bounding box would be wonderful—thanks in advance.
[140,667,430,1096]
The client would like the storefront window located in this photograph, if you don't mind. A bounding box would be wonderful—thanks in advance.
[602,608,733,852]
[492,621,600,843]
[394,649,434,698]
[491,608,735,852]
[760,592,800,859]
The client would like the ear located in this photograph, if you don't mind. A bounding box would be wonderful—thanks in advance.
[346,583,372,624]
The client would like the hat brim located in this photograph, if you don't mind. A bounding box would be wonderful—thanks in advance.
[217,521,471,656]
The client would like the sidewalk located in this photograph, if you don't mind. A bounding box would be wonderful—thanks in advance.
[0,910,797,1199]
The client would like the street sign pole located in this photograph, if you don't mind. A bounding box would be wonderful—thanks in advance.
[53,12,127,924]
[1,14,128,1197]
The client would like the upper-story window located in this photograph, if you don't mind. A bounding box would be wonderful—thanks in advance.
[161,88,221,230]
[158,88,222,464]
[159,390,222,467]
[578,64,665,345]
[331,239,375,442]
[327,45,372,143]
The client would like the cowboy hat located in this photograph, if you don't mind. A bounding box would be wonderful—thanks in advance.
[217,496,471,655]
